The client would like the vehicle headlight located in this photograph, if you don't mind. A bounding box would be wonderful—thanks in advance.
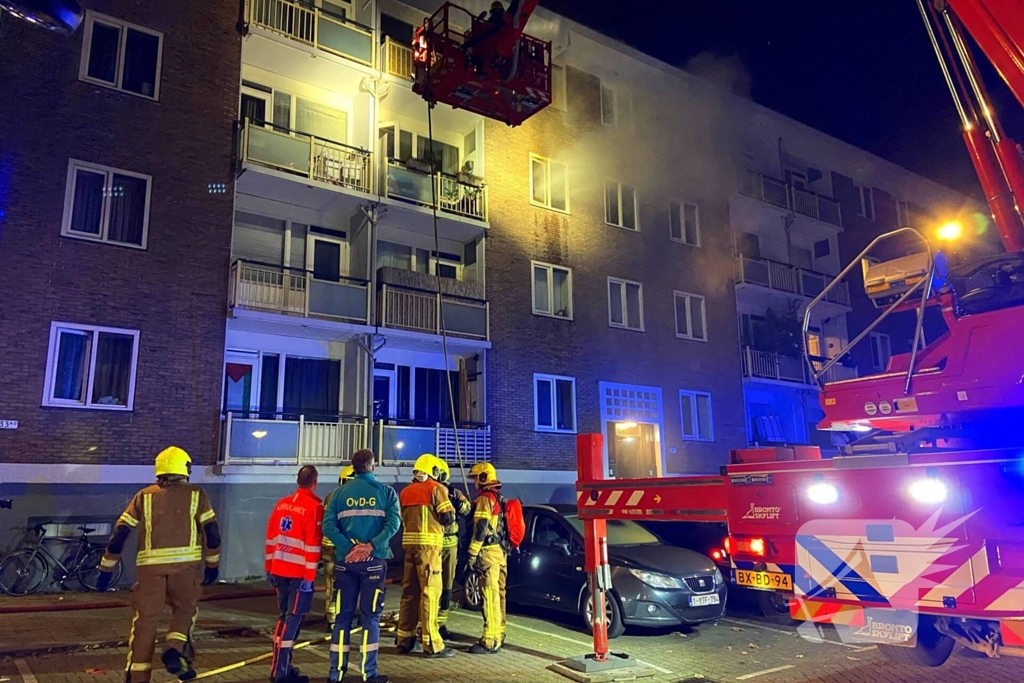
[713,567,724,585]
[628,568,684,589]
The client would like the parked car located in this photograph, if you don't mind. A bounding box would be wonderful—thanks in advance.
[462,504,726,637]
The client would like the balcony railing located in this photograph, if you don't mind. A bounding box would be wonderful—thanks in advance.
[742,348,858,385]
[374,421,491,464]
[381,36,414,80]
[735,256,851,307]
[380,157,488,222]
[230,259,370,324]
[222,411,368,465]
[239,118,372,194]
[740,170,843,228]
[247,0,374,66]
[377,283,489,340]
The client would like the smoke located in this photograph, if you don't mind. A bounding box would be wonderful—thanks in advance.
[683,52,752,99]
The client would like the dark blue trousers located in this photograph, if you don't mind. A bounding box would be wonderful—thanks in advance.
[329,559,387,680]
[270,575,314,681]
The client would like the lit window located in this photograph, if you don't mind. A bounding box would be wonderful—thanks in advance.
[605,181,638,230]
[530,154,569,212]
[680,390,713,442]
[534,373,576,433]
[532,262,573,319]
[608,277,644,331]
[62,160,152,248]
[43,323,141,410]
[670,201,700,246]
[79,11,163,100]
[673,291,707,341]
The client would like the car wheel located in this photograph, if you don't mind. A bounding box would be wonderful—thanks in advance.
[582,589,625,639]
[756,590,794,623]
[878,620,954,667]
[461,570,483,612]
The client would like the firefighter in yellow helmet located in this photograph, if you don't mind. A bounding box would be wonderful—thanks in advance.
[96,447,221,683]
[466,462,506,654]
[395,454,457,657]
[322,465,355,628]
[432,456,471,638]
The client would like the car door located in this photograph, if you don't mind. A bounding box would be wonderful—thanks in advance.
[516,511,587,613]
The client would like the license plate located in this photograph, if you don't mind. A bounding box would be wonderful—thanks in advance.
[735,569,793,590]
[689,593,721,607]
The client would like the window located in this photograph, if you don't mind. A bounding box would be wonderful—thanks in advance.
[600,84,632,127]
[895,200,912,227]
[673,291,707,341]
[736,231,761,259]
[534,373,576,433]
[608,278,644,331]
[531,513,574,549]
[857,186,875,220]
[62,160,152,248]
[670,201,700,246]
[532,262,573,319]
[679,390,713,442]
[605,181,638,230]
[79,12,163,99]
[43,323,140,410]
[530,154,569,212]
[550,64,567,112]
[869,332,892,371]
[814,239,831,259]
[376,241,461,279]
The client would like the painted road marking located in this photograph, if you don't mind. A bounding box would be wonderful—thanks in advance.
[720,618,860,649]
[450,610,672,674]
[736,664,795,680]
[14,660,37,683]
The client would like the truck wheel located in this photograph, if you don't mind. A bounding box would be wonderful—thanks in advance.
[878,622,954,667]
[756,590,794,623]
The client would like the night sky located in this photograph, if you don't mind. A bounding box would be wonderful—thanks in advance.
[541,0,1024,200]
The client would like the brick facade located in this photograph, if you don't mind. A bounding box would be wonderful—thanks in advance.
[484,66,748,474]
[0,1,240,466]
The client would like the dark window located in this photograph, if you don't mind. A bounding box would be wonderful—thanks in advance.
[736,231,761,259]
[241,94,267,123]
[87,22,120,84]
[122,29,160,97]
[814,239,831,259]
[380,13,414,45]
[259,354,280,418]
[283,357,340,418]
[414,368,460,423]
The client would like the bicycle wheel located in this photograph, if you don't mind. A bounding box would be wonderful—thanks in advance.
[0,549,49,596]
[78,547,122,591]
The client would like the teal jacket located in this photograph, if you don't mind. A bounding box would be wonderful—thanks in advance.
[322,472,400,560]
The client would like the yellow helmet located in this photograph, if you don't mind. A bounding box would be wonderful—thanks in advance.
[434,457,451,483]
[339,465,355,484]
[155,446,192,478]
[413,453,440,480]
[469,462,497,485]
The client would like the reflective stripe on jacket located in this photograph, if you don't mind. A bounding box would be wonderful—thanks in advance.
[265,488,324,581]
[322,472,401,560]
[399,479,455,548]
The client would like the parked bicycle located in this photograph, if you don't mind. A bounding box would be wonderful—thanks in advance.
[0,522,123,595]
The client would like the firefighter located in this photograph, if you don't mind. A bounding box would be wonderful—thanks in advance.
[466,462,507,654]
[433,457,471,638]
[323,449,401,683]
[95,446,221,683]
[322,465,355,628]
[265,466,324,683]
[395,454,457,658]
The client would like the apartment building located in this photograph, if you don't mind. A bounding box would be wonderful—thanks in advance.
[0,1,240,567]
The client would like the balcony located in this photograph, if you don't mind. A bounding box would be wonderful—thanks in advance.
[373,420,491,464]
[247,0,374,66]
[735,256,851,308]
[742,347,858,386]
[380,157,488,222]
[221,411,368,465]
[740,170,843,228]
[381,37,414,81]
[239,118,372,194]
[377,282,489,340]
[230,259,370,324]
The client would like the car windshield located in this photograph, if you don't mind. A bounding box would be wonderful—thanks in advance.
[564,514,660,546]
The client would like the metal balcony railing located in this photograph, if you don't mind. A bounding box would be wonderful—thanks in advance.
[735,256,851,307]
[373,420,491,464]
[247,0,374,66]
[230,259,370,324]
[239,118,372,194]
[222,411,368,465]
[376,283,489,340]
[380,156,488,222]
[742,347,858,385]
[740,170,843,227]
[381,36,414,80]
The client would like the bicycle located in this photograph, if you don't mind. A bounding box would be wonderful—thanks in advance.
[0,522,123,595]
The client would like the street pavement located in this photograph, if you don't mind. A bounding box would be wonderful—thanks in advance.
[1,584,1019,683]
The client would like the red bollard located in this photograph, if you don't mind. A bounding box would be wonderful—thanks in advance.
[577,434,610,662]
